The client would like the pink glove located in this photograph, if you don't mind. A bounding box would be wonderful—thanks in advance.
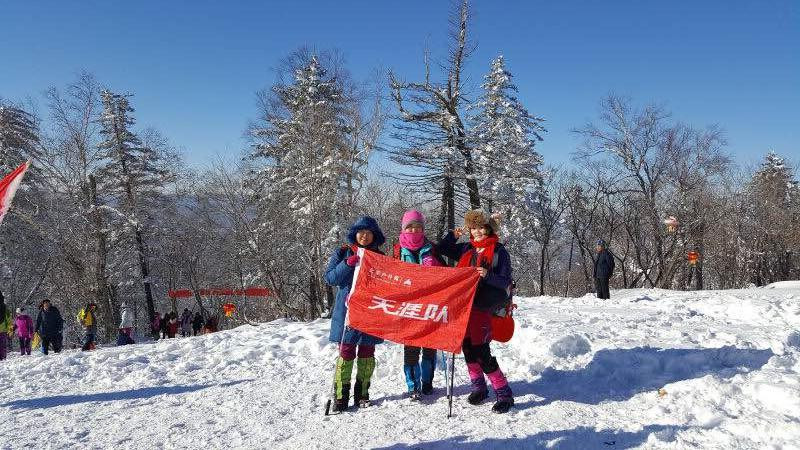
[346,254,360,267]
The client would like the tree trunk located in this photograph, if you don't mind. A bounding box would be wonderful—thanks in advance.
[134,228,157,331]
[308,273,319,319]
[89,175,115,341]
[444,175,455,232]
[539,241,548,296]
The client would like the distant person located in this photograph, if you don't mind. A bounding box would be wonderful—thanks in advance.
[151,313,162,340]
[35,299,64,354]
[593,239,615,300]
[204,315,218,334]
[14,307,35,356]
[117,303,135,346]
[0,291,11,361]
[192,312,203,336]
[180,308,192,337]
[167,313,179,338]
[160,311,170,339]
[77,302,98,351]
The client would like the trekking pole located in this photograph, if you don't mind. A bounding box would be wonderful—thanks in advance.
[324,306,349,416]
[447,352,455,418]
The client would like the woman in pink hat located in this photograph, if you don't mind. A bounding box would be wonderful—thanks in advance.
[393,210,443,399]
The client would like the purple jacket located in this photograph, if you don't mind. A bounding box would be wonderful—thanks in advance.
[15,314,34,339]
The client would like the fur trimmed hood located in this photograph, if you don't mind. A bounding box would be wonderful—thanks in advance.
[464,210,499,234]
[347,216,386,248]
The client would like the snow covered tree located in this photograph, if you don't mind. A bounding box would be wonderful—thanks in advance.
[743,151,800,284]
[0,100,40,173]
[387,0,481,236]
[469,55,549,290]
[97,90,173,331]
[250,53,374,319]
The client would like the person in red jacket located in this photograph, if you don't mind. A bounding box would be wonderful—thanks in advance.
[166,312,179,338]
[436,210,514,414]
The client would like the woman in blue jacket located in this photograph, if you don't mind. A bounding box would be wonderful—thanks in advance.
[324,216,386,412]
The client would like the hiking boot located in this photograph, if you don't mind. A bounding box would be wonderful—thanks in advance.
[467,389,488,405]
[354,357,375,408]
[408,390,421,401]
[492,397,514,414]
[420,355,435,394]
[332,383,350,413]
[353,380,370,407]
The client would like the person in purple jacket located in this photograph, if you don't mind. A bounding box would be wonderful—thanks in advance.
[14,307,35,355]
[436,210,514,414]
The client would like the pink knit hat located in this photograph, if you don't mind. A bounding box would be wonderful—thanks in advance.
[401,210,425,229]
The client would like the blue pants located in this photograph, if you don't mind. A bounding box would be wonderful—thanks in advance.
[82,331,96,351]
[403,346,436,392]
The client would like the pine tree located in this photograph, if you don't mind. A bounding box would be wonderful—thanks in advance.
[97,90,171,331]
[471,55,545,208]
[745,151,800,284]
[470,55,549,289]
[250,56,358,318]
[0,101,40,172]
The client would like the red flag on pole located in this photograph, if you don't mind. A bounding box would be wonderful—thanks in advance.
[0,160,31,225]
[346,248,480,353]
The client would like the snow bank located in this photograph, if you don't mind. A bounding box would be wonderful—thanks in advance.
[2,286,800,449]
[549,334,591,358]
[764,280,800,289]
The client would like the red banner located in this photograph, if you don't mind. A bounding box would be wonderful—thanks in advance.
[0,160,30,225]
[347,248,480,353]
[168,288,272,298]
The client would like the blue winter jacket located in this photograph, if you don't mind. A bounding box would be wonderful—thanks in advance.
[436,231,513,311]
[593,249,615,279]
[325,216,386,345]
[35,306,64,338]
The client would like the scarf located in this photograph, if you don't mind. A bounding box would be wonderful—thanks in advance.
[399,231,426,250]
[457,235,498,269]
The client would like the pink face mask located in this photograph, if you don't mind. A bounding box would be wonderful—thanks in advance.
[399,230,426,250]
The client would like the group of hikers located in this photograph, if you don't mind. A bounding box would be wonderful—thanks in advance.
[0,295,67,357]
[325,210,516,414]
[1,207,618,417]
[0,290,222,358]
[151,309,212,339]
[324,209,617,415]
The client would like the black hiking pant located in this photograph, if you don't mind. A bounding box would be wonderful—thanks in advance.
[41,334,63,355]
[595,277,610,299]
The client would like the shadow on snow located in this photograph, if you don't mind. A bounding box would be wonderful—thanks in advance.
[513,346,773,408]
[375,424,690,450]
[2,379,252,410]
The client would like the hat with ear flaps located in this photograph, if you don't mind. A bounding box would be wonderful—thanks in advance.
[464,210,500,235]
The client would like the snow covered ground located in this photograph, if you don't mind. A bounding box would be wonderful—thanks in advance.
[2,286,800,449]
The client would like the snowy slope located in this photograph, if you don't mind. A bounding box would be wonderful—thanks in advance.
[2,287,800,449]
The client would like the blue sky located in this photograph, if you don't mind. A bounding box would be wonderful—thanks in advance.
[1,1,797,169]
